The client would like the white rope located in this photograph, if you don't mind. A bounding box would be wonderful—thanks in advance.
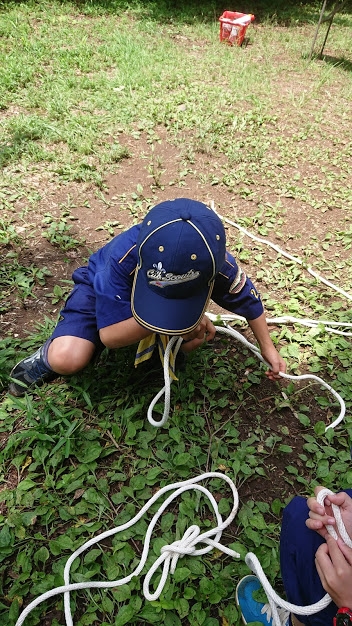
[145,206,350,431]
[210,203,352,336]
[314,488,352,547]
[15,476,351,626]
[213,322,345,431]
[212,208,352,303]
[147,336,184,427]
[146,203,349,428]
[207,312,352,337]
[16,473,239,626]
[247,486,352,625]
[146,319,346,432]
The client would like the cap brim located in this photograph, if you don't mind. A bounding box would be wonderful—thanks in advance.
[131,265,213,335]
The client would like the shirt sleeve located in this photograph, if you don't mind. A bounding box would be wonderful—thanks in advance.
[88,227,139,330]
[211,251,264,320]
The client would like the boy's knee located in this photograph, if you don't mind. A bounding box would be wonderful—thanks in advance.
[48,340,93,374]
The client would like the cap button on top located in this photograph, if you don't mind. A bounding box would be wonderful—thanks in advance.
[180,210,191,221]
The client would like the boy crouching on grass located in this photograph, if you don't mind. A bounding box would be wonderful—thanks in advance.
[9,198,286,396]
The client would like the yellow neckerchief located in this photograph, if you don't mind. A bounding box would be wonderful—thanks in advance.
[134,334,178,380]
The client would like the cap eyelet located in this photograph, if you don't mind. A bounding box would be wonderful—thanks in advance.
[147,220,151,226]
[191,254,197,260]
[216,234,220,240]
[159,246,164,252]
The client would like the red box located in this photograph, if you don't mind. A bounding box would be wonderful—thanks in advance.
[219,11,255,46]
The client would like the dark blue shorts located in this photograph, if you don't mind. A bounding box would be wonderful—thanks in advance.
[280,491,352,626]
[50,267,103,349]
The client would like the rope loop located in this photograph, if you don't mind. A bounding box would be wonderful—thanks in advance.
[146,319,346,431]
[15,474,352,626]
[316,487,352,547]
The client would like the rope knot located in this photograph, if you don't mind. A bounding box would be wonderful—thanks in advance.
[160,525,201,562]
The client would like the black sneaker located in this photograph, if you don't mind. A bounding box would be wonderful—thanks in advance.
[9,344,58,397]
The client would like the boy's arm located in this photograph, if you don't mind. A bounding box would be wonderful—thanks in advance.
[212,253,285,379]
[248,313,286,380]
[99,317,152,349]
[100,316,217,351]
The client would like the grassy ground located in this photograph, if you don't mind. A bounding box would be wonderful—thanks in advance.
[1,1,352,624]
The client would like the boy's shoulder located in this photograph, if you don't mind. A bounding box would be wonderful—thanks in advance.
[88,224,141,277]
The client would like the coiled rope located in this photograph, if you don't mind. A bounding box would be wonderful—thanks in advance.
[15,475,350,626]
[147,323,345,431]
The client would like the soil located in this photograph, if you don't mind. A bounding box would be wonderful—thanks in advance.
[2,123,350,337]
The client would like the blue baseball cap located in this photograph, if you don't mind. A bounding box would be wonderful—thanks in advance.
[131,198,226,335]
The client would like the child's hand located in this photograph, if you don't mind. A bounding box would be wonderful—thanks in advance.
[315,535,352,609]
[181,316,216,353]
[247,314,286,381]
[306,487,352,540]
[261,345,286,381]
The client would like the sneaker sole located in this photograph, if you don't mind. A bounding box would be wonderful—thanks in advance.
[8,382,27,397]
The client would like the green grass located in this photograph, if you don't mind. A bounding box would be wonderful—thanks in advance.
[1,0,352,624]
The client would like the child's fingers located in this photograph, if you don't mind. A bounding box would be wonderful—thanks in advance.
[308,510,335,525]
[337,538,352,565]
[307,496,326,517]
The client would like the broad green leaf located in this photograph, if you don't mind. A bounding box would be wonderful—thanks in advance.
[17,478,37,491]
[98,595,113,614]
[208,590,223,604]
[174,597,189,619]
[164,612,181,626]
[250,513,267,530]
[34,546,50,566]
[130,475,146,491]
[84,548,101,564]
[199,577,215,595]
[113,584,131,602]
[146,467,163,481]
[316,459,330,478]
[187,559,205,575]
[8,598,20,621]
[75,441,102,463]
[314,421,326,436]
[137,604,163,622]
[49,534,74,555]
[0,525,13,548]
[161,512,175,532]
[152,537,168,556]
[115,603,135,626]
[168,427,181,444]
[173,566,191,583]
[104,555,120,581]
[158,599,175,610]
[271,499,284,515]
[218,498,230,515]
[82,488,106,506]
[173,453,192,466]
